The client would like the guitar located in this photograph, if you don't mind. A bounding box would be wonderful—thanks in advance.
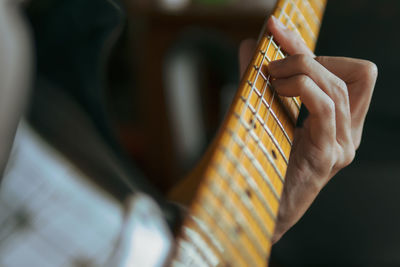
[169,0,327,266]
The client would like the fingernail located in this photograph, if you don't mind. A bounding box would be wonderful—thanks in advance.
[272,15,287,30]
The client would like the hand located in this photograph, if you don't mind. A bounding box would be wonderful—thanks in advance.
[239,16,378,243]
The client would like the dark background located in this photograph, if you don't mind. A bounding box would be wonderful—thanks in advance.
[272,0,400,265]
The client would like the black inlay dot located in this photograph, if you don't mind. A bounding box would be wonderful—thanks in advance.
[235,225,242,235]
[272,149,277,159]
[245,189,252,198]
[249,118,257,129]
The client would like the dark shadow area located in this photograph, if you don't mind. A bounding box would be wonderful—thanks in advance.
[271,0,400,265]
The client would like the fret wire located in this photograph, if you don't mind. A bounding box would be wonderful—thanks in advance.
[244,83,293,147]
[311,0,324,13]
[205,19,277,255]
[222,139,281,201]
[218,147,277,220]
[198,195,259,266]
[227,129,284,186]
[234,106,289,166]
[189,215,227,257]
[267,36,301,111]
[258,1,297,160]
[205,13,286,254]
[228,35,282,183]
[288,0,316,41]
[206,179,267,260]
[185,214,245,267]
[303,0,321,26]
[251,42,289,150]
[257,65,300,120]
[176,240,211,267]
[242,35,287,179]
[257,1,298,164]
[212,163,273,239]
[181,228,218,266]
[281,1,306,42]
[181,227,224,266]
[244,77,293,147]
[174,1,327,266]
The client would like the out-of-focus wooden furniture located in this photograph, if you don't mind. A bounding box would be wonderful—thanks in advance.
[118,2,273,192]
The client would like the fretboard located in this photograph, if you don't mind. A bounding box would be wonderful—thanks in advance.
[171,1,327,266]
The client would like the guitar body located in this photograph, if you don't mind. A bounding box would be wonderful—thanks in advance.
[169,1,327,266]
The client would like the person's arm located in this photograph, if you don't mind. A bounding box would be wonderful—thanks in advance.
[240,16,377,243]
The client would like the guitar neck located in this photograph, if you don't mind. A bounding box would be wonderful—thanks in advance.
[171,1,327,266]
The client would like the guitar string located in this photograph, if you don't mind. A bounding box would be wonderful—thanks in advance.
[201,0,293,262]
[206,0,318,260]
[186,30,280,267]
[198,193,258,266]
[175,0,322,265]
[237,0,299,199]
[216,0,297,253]
[206,178,266,260]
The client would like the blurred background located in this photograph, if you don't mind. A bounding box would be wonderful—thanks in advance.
[1,0,400,266]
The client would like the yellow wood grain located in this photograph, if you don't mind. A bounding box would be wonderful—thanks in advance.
[169,1,327,266]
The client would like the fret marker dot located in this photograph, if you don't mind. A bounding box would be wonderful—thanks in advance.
[235,225,242,235]
[272,149,277,159]
[245,189,252,198]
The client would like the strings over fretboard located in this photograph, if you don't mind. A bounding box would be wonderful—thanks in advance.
[171,1,327,266]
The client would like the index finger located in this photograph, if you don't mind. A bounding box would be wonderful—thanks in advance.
[266,15,314,57]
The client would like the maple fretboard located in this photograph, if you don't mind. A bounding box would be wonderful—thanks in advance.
[170,1,327,266]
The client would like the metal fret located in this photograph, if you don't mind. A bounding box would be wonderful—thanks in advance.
[288,0,317,41]
[207,180,267,260]
[267,38,301,111]
[234,105,289,166]
[281,1,306,42]
[310,0,324,13]
[227,129,285,185]
[189,216,226,256]
[217,147,277,220]
[247,84,293,146]
[303,0,321,26]
[222,137,281,201]
[198,196,258,266]
[213,163,274,239]
[176,240,210,267]
[181,228,218,266]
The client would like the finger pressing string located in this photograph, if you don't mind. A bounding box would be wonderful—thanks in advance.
[267,15,314,57]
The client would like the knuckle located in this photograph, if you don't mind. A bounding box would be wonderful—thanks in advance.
[308,145,335,175]
[341,145,356,167]
[363,60,378,80]
[321,97,335,116]
[295,75,312,93]
[297,74,311,86]
[294,54,312,69]
[333,78,348,99]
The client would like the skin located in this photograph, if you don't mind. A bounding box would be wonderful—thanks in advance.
[239,16,378,244]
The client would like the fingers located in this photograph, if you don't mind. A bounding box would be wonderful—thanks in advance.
[239,39,257,78]
[272,74,336,150]
[269,55,353,156]
[315,56,378,148]
[266,16,314,57]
